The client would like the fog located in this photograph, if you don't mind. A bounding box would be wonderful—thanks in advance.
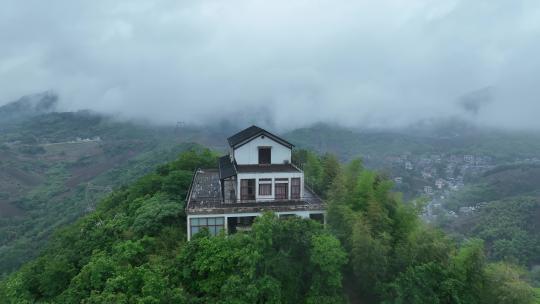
[1,0,540,130]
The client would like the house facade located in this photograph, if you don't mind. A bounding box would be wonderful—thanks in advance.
[186,126,325,240]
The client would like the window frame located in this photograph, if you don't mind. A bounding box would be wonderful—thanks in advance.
[258,178,272,196]
[275,179,289,200]
[258,146,272,165]
[190,217,225,237]
[241,179,256,200]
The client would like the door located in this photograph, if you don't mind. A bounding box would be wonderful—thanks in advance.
[240,179,255,201]
[275,182,288,200]
[291,178,301,199]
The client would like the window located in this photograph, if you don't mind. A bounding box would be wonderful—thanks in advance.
[291,178,301,199]
[241,179,255,200]
[275,180,288,200]
[190,217,225,237]
[258,147,271,164]
[309,213,325,224]
[259,178,272,196]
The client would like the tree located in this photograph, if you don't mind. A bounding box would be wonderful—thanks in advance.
[483,263,536,304]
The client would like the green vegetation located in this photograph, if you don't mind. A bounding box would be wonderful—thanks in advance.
[1,148,534,303]
[1,105,540,303]
[0,149,348,303]
[440,164,540,282]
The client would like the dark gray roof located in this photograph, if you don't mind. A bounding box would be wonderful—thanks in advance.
[186,169,222,203]
[218,155,236,179]
[236,164,300,173]
[227,125,294,149]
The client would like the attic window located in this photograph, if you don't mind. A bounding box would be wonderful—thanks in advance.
[258,147,271,165]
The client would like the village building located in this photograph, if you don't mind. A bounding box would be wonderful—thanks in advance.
[185,126,325,240]
[435,178,445,189]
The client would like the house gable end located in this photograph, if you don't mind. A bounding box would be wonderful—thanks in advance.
[227,125,294,150]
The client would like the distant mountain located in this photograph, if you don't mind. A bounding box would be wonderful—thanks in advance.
[285,121,540,162]
[0,91,58,124]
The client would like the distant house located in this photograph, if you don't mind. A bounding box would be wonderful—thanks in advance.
[464,155,474,164]
[405,161,413,170]
[185,126,325,240]
[435,178,445,189]
[424,186,433,195]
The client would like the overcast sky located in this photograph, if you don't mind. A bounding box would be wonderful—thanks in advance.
[1,0,540,130]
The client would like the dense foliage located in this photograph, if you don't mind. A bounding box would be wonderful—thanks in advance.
[295,150,537,303]
[0,148,538,303]
[0,149,348,303]
[0,141,199,276]
[0,107,231,276]
[439,163,540,289]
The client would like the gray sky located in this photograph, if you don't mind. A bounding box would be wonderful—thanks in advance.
[1,0,540,130]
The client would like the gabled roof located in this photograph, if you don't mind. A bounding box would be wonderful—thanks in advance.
[227,125,294,149]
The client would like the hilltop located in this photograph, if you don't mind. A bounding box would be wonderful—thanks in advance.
[1,149,536,303]
[0,92,58,125]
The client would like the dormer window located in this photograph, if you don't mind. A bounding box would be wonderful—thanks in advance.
[258,147,271,165]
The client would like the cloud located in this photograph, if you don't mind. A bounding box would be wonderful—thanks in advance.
[1,0,540,130]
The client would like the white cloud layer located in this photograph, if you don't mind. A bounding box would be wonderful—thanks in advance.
[1,0,540,129]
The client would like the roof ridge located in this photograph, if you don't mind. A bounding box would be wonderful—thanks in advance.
[227,125,293,148]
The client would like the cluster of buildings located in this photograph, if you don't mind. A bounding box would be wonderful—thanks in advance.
[388,153,496,199]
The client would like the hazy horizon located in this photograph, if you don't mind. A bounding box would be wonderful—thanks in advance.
[2,0,540,130]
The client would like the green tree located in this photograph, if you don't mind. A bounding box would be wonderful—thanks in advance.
[483,263,536,304]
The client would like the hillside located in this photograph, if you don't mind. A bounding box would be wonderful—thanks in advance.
[0,98,231,275]
[1,149,536,303]
[285,122,540,163]
[0,92,58,125]
[2,97,540,280]
[436,164,540,284]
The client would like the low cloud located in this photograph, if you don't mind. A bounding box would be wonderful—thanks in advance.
[1,0,540,130]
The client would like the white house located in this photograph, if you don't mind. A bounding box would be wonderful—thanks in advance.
[185,126,325,240]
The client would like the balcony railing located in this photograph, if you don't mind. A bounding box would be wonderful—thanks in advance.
[223,196,321,205]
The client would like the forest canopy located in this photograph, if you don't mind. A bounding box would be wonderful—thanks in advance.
[0,148,537,303]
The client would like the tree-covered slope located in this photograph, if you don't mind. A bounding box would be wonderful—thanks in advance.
[1,149,536,303]
[0,109,229,276]
[440,164,540,270]
[0,149,349,303]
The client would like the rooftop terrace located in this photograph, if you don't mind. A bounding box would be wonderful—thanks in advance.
[186,169,324,215]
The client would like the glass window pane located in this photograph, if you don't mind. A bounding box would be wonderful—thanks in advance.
[191,218,199,226]
[216,217,224,225]
[191,226,199,235]
[208,218,216,225]
[199,218,207,226]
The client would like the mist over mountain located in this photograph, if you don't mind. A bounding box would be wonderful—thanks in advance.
[2,1,540,130]
[0,92,58,124]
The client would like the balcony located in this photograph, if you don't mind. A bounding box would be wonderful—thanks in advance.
[186,169,324,215]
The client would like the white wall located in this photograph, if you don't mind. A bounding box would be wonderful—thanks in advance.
[233,136,291,165]
[236,171,304,201]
